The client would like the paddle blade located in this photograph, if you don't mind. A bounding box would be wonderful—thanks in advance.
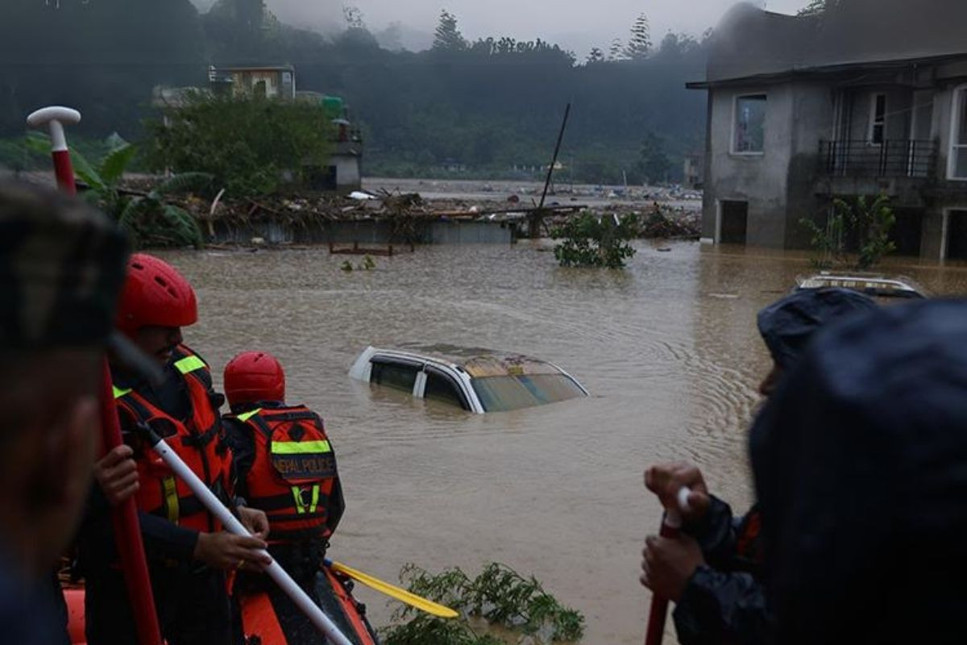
[326,560,459,619]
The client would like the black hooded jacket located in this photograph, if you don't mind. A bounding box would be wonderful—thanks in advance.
[750,300,967,644]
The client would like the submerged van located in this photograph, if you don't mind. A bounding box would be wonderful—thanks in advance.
[348,344,589,413]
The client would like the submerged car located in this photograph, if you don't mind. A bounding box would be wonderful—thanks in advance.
[348,344,589,413]
[795,272,927,301]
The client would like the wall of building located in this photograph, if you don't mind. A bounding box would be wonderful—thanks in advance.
[786,81,837,248]
[703,84,795,247]
[930,82,967,259]
[334,155,361,191]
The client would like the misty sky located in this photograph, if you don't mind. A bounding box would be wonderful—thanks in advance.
[202,0,814,55]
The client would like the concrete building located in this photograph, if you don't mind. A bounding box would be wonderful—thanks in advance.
[690,0,967,259]
[210,65,297,100]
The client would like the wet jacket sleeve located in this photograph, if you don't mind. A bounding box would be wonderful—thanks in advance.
[671,496,773,645]
[683,495,741,568]
[672,566,772,645]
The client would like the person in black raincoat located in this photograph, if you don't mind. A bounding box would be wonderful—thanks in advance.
[750,298,967,644]
[640,287,877,645]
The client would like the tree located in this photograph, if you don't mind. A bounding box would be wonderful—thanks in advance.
[635,132,671,184]
[432,9,466,51]
[343,5,365,30]
[797,0,846,17]
[25,131,206,248]
[146,93,334,196]
[608,37,626,61]
[624,13,651,60]
[585,47,604,64]
[551,212,639,269]
[800,194,896,269]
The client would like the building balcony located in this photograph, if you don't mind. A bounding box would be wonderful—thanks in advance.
[819,139,937,179]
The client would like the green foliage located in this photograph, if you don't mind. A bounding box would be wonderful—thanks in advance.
[25,131,206,249]
[847,194,896,269]
[382,562,584,644]
[551,212,639,269]
[800,213,845,269]
[800,194,896,270]
[145,94,334,196]
[340,255,375,272]
[383,615,504,645]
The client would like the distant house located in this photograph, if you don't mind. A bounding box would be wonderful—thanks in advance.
[210,65,296,100]
[689,0,967,259]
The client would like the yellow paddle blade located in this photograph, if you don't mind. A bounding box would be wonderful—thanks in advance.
[328,560,459,619]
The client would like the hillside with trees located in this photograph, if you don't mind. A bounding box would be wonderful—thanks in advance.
[0,0,709,185]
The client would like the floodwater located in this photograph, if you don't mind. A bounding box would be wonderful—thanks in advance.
[164,241,967,644]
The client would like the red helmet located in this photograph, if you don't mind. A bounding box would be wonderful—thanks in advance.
[224,351,286,408]
[115,253,198,338]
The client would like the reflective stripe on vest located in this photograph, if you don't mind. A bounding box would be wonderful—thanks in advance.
[162,476,179,524]
[271,440,332,455]
[237,408,262,423]
[292,484,320,514]
[175,355,206,375]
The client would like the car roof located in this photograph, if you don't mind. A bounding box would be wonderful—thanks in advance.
[378,343,568,378]
[795,273,927,299]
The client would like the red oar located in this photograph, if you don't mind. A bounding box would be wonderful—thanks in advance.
[27,106,163,645]
[645,488,690,645]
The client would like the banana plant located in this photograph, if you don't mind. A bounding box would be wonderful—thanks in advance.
[24,132,209,249]
[118,173,210,249]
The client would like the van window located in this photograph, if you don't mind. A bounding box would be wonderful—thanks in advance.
[370,360,418,393]
[424,370,469,410]
[471,374,585,412]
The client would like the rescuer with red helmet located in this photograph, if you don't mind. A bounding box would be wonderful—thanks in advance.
[222,351,347,643]
[78,253,270,645]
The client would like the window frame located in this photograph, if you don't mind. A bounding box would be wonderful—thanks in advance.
[369,356,422,395]
[419,365,472,411]
[948,85,967,181]
[868,93,886,145]
[731,93,768,156]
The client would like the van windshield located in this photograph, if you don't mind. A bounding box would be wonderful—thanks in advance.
[470,373,586,412]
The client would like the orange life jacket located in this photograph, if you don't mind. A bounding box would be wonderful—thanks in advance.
[231,405,338,542]
[113,345,233,533]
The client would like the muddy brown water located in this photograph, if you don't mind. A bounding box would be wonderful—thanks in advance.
[160,241,967,644]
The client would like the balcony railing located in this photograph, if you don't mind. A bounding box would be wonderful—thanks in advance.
[819,139,937,178]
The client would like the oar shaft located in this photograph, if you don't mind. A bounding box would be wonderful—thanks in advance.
[644,514,681,645]
[99,362,163,645]
[148,433,354,645]
[645,488,690,645]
